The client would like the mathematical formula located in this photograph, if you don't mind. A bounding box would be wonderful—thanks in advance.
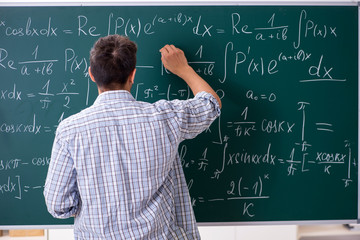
[0,6,357,222]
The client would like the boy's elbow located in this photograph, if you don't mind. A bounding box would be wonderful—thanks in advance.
[43,190,78,219]
[46,204,77,219]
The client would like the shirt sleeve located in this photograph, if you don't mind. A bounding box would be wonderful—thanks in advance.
[157,91,221,141]
[43,135,80,219]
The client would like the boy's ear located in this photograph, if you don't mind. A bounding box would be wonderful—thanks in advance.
[88,67,96,83]
[129,68,136,84]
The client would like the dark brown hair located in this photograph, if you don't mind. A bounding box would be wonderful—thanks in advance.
[90,35,137,89]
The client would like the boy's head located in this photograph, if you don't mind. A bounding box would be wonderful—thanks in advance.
[89,35,137,90]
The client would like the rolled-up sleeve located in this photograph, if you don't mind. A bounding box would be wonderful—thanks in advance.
[43,136,80,219]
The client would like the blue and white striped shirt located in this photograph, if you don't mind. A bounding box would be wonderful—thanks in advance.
[44,90,220,239]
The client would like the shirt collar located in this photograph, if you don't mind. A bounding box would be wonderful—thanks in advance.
[93,90,135,105]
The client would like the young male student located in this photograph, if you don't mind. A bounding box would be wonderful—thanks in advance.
[44,35,221,240]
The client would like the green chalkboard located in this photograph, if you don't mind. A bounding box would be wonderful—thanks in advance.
[0,5,358,227]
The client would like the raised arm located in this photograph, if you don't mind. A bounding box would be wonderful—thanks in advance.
[160,44,222,108]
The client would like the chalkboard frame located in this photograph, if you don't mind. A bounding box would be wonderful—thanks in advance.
[358,0,360,225]
[0,0,358,229]
[0,1,358,6]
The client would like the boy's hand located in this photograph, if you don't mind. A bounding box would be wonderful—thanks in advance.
[160,45,191,77]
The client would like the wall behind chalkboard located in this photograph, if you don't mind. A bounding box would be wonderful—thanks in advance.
[0,5,358,227]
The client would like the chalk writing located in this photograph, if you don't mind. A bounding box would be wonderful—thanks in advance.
[0,6,357,224]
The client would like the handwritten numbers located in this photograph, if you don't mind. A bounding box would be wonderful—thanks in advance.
[62,96,70,109]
